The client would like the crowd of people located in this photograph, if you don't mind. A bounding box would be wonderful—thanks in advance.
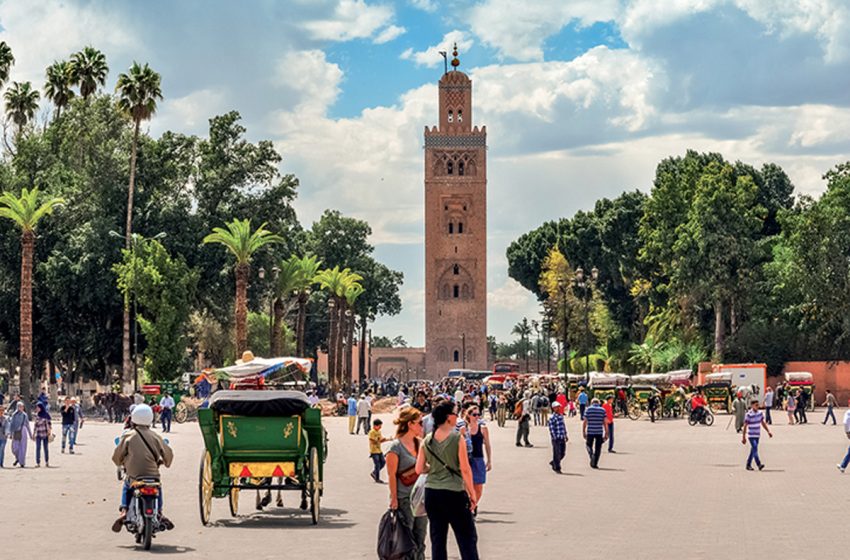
[0,392,84,468]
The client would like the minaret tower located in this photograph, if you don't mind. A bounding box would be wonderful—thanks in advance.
[424,44,488,376]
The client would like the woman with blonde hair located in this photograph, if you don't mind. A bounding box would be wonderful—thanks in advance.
[387,406,427,559]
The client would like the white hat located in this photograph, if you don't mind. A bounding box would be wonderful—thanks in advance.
[551,401,562,408]
[131,404,154,427]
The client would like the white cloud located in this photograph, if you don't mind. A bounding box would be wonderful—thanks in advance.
[274,50,343,116]
[154,88,228,135]
[489,279,534,311]
[467,0,620,61]
[400,30,473,68]
[302,0,394,42]
[409,0,438,12]
[374,24,406,44]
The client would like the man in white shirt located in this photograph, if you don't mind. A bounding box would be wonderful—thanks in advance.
[356,395,371,435]
[159,393,175,433]
[837,400,850,473]
[762,387,774,424]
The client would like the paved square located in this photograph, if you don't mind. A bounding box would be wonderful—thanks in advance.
[3,410,849,558]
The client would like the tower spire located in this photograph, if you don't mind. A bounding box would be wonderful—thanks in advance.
[451,42,460,70]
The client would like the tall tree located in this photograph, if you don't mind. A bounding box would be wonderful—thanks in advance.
[315,266,362,390]
[292,254,322,357]
[70,46,108,99]
[44,60,75,120]
[4,81,40,134]
[116,62,162,382]
[512,318,532,372]
[0,188,64,401]
[203,219,283,355]
[0,41,15,90]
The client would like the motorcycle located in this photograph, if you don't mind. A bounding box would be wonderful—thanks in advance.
[688,407,714,426]
[115,436,172,550]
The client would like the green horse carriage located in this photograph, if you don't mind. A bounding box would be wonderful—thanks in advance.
[197,389,326,526]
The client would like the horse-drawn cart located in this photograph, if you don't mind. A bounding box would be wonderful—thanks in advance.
[197,390,327,526]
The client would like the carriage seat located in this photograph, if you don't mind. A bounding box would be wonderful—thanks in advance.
[209,390,311,417]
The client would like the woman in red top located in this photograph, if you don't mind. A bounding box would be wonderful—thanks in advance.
[603,396,615,453]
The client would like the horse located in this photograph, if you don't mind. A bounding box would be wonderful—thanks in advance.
[94,392,133,423]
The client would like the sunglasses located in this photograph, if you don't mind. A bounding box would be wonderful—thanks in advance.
[470,413,480,417]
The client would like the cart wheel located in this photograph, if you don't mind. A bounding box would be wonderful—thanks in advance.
[628,403,641,421]
[199,450,213,526]
[229,482,239,517]
[174,402,188,424]
[309,447,320,525]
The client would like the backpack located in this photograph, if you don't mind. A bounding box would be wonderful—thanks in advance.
[514,401,523,417]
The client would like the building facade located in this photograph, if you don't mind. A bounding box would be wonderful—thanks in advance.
[424,48,488,377]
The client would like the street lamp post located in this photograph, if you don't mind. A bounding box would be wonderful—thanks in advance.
[574,266,599,374]
[461,332,466,369]
[258,265,280,355]
[532,319,541,373]
[557,279,569,374]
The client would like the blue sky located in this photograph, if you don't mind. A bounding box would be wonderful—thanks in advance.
[2,0,850,347]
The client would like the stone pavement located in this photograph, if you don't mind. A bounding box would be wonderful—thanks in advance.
[3,409,849,558]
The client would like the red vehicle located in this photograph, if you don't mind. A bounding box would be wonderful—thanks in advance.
[493,362,521,374]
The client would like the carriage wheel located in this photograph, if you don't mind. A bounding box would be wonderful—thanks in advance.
[174,402,188,424]
[309,447,321,525]
[199,450,213,526]
[229,482,240,517]
[627,403,641,421]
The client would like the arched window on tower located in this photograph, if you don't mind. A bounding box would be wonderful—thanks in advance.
[439,347,448,361]
[453,284,460,298]
[459,161,465,176]
[458,222,464,234]
[453,350,460,363]
[462,284,470,298]
[457,110,463,122]
[441,284,450,299]
[453,264,459,275]
[447,161,453,175]
[448,222,454,234]
[448,110,453,123]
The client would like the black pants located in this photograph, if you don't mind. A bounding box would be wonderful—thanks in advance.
[551,438,566,471]
[585,434,603,467]
[765,407,772,424]
[424,488,479,560]
[798,406,808,424]
[515,416,530,445]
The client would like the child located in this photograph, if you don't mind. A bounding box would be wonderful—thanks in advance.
[368,419,390,483]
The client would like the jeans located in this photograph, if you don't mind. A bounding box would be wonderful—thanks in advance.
[424,488,479,560]
[823,406,836,425]
[515,416,530,445]
[161,408,172,432]
[551,438,566,471]
[0,438,5,466]
[371,453,386,480]
[120,479,164,511]
[35,436,49,465]
[746,438,762,468]
[62,424,77,450]
[764,407,772,425]
[840,446,850,470]
[585,434,603,467]
[608,422,615,451]
[356,416,369,434]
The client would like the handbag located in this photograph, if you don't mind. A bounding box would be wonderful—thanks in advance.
[13,430,22,441]
[410,474,427,517]
[398,466,419,487]
[377,509,415,560]
[48,432,56,443]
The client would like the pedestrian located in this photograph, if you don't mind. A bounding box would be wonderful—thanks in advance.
[347,393,358,434]
[496,394,507,427]
[462,404,491,515]
[531,393,541,426]
[356,394,371,435]
[0,404,7,468]
[8,401,31,467]
[603,395,616,453]
[797,390,809,424]
[785,391,796,425]
[648,392,659,423]
[548,401,567,473]
[733,392,746,433]
[415,401,479,560]
[387,406,428,560]
[515,391,532,448]
[366,392,374,427]
[837,399,850,473]
[33,402,52,468]
[822,389,838,425]
[539,393,550,427]
[487,393,497,422]
[742,398,772,471]
[369,419,390,483]
[763,387,774,425]
[583,398,608,469]
[159,392,175,433]
[577,388,588,420]
[60,397,77,454]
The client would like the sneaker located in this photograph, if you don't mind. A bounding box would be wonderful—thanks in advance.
[746,466,754,471]
[838,464,845,473]
[515,443,522,447]
[61,448,65,454]
[160,516,175,530]
[609,450,616,453]
[524,443,533,448]
[370,472,378,482]
[69,449,75,455]
[111,516,125,533]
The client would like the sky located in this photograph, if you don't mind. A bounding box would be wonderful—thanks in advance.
[2,0,850,347]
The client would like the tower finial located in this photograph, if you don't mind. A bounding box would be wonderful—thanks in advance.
[450,42,460,70]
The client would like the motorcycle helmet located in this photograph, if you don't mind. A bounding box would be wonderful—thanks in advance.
[131,404,154,427]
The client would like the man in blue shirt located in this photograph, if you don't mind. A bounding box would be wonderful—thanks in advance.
[577,388,589,420]
[347,394,358,434]
[548,401,568,473]
[583,398,609,469]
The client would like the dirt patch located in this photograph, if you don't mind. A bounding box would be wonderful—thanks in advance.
[318,396,397,416]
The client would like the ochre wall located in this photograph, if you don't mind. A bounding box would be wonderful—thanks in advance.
[781,361,850,405]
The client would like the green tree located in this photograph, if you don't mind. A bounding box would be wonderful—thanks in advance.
[203,219,283,355]
[44,60,75,120]
[0,41,14,89]
[0,188,64,400]
[315,266,362,390]
[4,81,40,134]
[70,46,108,99]
[512,317,531,371]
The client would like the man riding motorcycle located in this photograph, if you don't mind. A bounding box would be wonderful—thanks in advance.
[690,391,708,424]
[111,404,174,532]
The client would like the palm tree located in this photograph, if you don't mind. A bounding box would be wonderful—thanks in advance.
[628,335,667,373]
[315,266,362,390]
[0,41,15,89]
[293,254,321,356]
[512,317,532,372]
[44,60,75,120]
[0,188,64,402]
[4,81,40,134]
[114,62,162,381]
[70,46,108,99]
[203,220,283,355]
[270,257,303,356]
[343,282,365,383]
